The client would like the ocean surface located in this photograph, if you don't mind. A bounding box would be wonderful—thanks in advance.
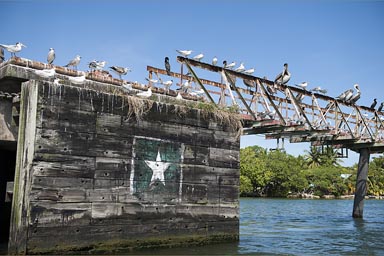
[1,198,383,255]
[131,198,384,255]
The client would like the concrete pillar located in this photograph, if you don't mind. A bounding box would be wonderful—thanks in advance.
[352,148,370,218]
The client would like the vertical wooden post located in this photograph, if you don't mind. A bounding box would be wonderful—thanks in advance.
[352,148,370,218]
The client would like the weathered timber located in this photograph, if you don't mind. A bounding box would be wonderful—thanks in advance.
[8,80,240,254]
[352,148,370,218]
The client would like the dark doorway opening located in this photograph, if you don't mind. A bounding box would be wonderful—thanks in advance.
[0,145,16,253]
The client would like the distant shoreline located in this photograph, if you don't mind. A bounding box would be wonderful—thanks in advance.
[241,194,384,200]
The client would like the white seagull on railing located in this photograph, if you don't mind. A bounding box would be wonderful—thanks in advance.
[295,82,308,90]
[190,88,204,97]
[64,55,81,70]
[0,42,26,57]
[225,61,236,69]
[109,66,131,79]
[47,48,55,64]
[311,86,327,94]
[89,60,107,70]
[176,50,193,57]
[193,53,204,61]
[212,56,218,66]
[136,87,152,98]
[243,68,255,75]
[234,62,245,72]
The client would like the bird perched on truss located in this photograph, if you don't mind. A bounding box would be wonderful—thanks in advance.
[161,80,173,93]
[225,61,236,69]
[47,48,55,65]
[176,49,192,57]
[164,57,171,76]
[136,87,152,98]
[336,88,353,101]
[243,68,255,75]
[176,92,183,100]
[274,63,291,85]
[378,102,384,112]
[295,82,308,90]
[234,62,245,72]
[311,86,327,94]
[177,80,192,93]
[109,66,131,79]
[0,42,26,57]
[193,53,204,62]
[212,56,218,66]
[64,55,81,70]
[370,98,377,109]
[346,84,360,103]
[243,79,255,87]
[189,88,204,97]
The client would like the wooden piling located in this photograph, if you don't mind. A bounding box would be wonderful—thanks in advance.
[352,148,370,218]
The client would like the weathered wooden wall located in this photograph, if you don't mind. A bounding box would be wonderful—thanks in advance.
[9,80,240,254]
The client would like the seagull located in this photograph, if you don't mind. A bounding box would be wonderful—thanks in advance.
[370,98,377,109]
[136,87,152,98]
[176,92,183,100]
[53,78,60,86]
[311,86,327,94]
[33,68,56,78]
[347,84,360,104]
[89,60,106,70]
[68,72,86,84]
[378,102,384,112]
[145,78,158,84]
[177,79,191,93]
[176,50,192,57]
[212,56,218,66]
[274,63,291,85]
[122,81,132,91]
[161,80,173,93]
[295,82,308,90]
[109,66,131,79]
[0,48,4,62]
[64,55,81,70]
[225,61,236,69]
[190,89,204,97]
[193,53,204,61]
[234,62,245,72]
[243,68,255,75]
[0,42,26,57]
[47,48,55,64]
[164,57,171,75]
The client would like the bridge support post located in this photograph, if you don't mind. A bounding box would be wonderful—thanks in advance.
[352,148,370,218]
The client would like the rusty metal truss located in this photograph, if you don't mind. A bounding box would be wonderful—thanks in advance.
[147,56,384,153]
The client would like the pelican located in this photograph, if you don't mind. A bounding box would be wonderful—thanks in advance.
[176,50,192,57]
[274,63,291,85]
[346,84,360,103]
[165,57,171,75]
[47,48,55,64]
[336,88,353,101]
[370,98,377,109]
[212,56,218,66]
[136,87,152,98]
[0,42,26,57]
[378,102,384,112]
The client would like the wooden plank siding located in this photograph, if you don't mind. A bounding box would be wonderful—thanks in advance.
[9,80,240,254]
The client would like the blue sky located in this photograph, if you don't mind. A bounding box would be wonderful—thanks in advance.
[2,0,384,166]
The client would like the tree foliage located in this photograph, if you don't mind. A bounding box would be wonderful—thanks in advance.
[239,145,383,198]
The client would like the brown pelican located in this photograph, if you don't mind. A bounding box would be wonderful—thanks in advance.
[274,63,291,85]
[347,84,360,104]
[336,88,353,101]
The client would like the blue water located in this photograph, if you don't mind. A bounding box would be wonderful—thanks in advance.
[130,198,384,255]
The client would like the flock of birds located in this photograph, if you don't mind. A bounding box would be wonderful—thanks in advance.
[0,43,382,112]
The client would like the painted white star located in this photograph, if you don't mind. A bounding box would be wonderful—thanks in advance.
[144,150,170,185]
